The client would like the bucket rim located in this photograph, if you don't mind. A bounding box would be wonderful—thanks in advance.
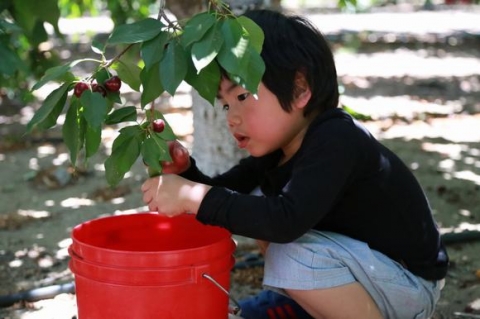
[70,212,236,267]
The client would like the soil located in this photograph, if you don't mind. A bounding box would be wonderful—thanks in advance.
[1,6,480,319]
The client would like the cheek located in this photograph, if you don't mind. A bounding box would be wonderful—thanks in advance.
[241,96,292,139]
[246,114,283,140]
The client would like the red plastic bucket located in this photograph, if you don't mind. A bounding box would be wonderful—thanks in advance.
[69,213,236,319]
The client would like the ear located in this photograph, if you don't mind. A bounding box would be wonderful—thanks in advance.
[293,72,311,110]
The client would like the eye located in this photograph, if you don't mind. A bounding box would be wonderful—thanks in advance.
[237,93,249,101]
[222,104,230,111]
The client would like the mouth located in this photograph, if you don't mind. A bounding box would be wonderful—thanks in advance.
[233,133,249,149]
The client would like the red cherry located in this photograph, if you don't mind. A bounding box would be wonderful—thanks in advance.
[152,119,165,133]
[104,76,122,92]
[92,83,107,97]
[74,82,89,98]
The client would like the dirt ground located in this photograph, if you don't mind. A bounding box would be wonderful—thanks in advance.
[1,6,480,319]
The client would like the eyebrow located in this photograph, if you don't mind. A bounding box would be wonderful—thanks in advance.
[216,82,239,99]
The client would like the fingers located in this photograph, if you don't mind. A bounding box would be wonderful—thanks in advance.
[141,178,157,207]
[163,141,190,173]
[140,174,188,217]
[142,191,152,204]
[148,203,156,212]
[141,178,153,192]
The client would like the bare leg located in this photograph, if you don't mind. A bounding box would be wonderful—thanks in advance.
[286,282,384,319]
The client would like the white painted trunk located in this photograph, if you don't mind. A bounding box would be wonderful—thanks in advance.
[191,91,248,176]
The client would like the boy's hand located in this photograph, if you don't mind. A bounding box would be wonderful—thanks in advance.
[141,174,211,216]
[161,141,191,174]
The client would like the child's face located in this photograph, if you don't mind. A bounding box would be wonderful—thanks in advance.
[217,78,310,160]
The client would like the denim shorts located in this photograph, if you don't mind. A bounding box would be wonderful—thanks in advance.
[262,230,444,319]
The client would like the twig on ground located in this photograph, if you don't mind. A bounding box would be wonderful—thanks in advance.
[442,230,480,245]
[454,312,480,319]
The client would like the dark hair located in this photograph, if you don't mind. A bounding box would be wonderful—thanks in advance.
[242,9,339,116]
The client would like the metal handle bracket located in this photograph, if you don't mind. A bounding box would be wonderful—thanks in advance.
[202,273,242,316]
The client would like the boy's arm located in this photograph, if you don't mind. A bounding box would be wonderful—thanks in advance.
[157,140,271,194]
[181,151,282,194]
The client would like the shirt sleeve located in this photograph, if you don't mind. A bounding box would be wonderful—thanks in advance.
[180,151,282,194]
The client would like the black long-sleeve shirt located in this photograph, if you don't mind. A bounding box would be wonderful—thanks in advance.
[182,108,448,280]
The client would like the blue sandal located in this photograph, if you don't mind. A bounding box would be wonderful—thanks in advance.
[238,290,314,319]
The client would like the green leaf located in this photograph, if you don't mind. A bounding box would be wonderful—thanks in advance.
[342,104,371,121]
[112,58,142,91]
[85,124,101,158]
[27,82,70,132]
[80,90,108,128]
[12,0,38,35]
[78,114,87,151]
[141,31,168,71]
[185,59,220,106]
[160,40,188,95]
[217,18,265,95]
[95,68,111,85]
[32,59,83,91]
[112,125,144,150]
[237,16,264,54]
[13,0,61,37]
[217,18,248,76]
[141,137,165,172]
[140,63,164,108]
[106,90,122,106]
[105,106,137,125]
[0,19,23,33]
[105,132,143,186]
[149,133,173,161]
[147,166,162,177]
[180,12,217,48]
[191,22,223,73]
[31,20,48,45]
[33,0,60,29]
[234,46,265,94]
[36,92,67,130]
[0,42,24,76]
[62,99,81,165]
[91,39,105,55]
[108,18,164,45]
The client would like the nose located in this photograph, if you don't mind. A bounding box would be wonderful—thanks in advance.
[226,108,241,128]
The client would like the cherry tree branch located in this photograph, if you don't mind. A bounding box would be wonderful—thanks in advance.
[104,44,134,69]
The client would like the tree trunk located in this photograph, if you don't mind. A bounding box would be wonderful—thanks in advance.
[191,91,247,175]
[165,0,205,20]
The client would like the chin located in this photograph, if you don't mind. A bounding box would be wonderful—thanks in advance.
[246,148,269,158]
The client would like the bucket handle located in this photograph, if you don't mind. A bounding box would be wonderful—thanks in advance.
[202,273,242,316]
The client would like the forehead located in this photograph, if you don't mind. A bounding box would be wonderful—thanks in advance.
[216,78,239,99]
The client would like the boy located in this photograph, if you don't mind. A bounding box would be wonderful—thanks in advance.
[141,9,448,319]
